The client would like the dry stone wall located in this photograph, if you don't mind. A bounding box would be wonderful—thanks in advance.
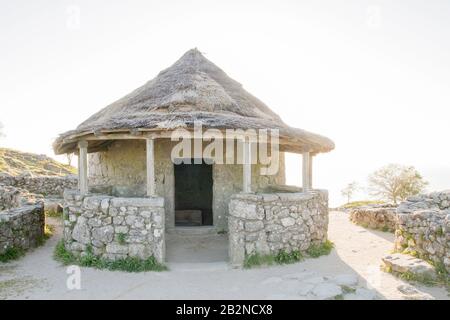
[0,185,45,255]
[228,190,328,267]
[88,139,285,231]
[395,191,450,272]
[0,173,77,197]
[349,205,397,232]
[63,190,165,263]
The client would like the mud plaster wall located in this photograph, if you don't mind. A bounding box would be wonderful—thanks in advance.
[88,139,285,231]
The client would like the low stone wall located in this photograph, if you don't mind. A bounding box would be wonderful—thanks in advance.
[0,184,42,210]
[63,190,165,263]
[0,173,78,197]
[349,205,397,232]
[0,185,45,255]
[395,191,450,273]
[228,190,328,267]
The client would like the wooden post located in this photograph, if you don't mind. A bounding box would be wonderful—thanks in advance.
[146,138,156,196]
[243,138,252,193]
[78,141,88,195]
[302,152,311,191]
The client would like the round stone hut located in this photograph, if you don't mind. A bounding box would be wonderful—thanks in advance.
[54,49,334,267]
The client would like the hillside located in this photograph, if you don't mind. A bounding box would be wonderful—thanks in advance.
[0,147,77,176]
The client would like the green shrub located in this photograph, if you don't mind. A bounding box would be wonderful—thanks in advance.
[117,233,127,245]
[0,247,25,263]
[275,250,303,264]
[244,253,275,268]
[53,240,167,272]
[306,240,334,258]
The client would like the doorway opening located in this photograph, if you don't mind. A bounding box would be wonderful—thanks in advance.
[174,159,213,226]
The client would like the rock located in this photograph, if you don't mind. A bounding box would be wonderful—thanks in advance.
[311,283,342,299]
[106,243,129,254]
[304,276,326,285]
[261,277,283,285]
[280,217,296,227]
[72,219,91,244]
[333,274,358,287]
[382,253,437,280]
[100,198,110,214]
[397,284,419,296]
[110,197,164,208]
[298,284,315,296]
[283,271,315,281]
[344,288,378,300]
[129,244,148,259]
[245,221,264,232]
[91,225,114,244]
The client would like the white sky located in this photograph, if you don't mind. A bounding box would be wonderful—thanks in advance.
[1,0,449,206]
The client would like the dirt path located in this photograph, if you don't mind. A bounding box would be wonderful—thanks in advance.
[0,213,448,300]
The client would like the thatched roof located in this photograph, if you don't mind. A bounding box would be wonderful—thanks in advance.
[53,49,334,155]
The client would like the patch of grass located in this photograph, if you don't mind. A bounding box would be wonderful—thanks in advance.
[244,249,304,269]
[275,249,303,264]
[435,228,444,237]
[431,261,450,287]
[53,240,76,265]
[244,253,275,268]
[45,210,62,219]
[306,240,334,258]
[0,247,25,263]
[117,233,127,245]
[381,226,390,233]
[53,240,167,272]
[340,285,356,294]
[399,271,436,287]
[333,294,345,300]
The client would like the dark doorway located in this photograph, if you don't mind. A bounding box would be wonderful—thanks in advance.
[174,160,213,226]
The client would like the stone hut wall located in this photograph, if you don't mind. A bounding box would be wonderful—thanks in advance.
[395,191,450,272]
[63,190,165,263]
[349,205,397,232]
[0,185,45,255]
[228,190,328,267]
[88,139,285,231]
[0,173,77,197]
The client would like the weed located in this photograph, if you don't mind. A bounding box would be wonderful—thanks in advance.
[306,240,334,258]
[53,240,167,272]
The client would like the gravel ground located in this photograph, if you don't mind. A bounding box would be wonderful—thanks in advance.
[0,213,448,300]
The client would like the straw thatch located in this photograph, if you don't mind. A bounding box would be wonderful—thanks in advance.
[53,49,334,155]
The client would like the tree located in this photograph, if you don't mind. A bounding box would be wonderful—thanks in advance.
[368,164,427,204]
[341,181,359,204]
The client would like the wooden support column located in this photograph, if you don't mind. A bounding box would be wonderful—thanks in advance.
[243,138,252,193]
[302,152,311,191]
[78,141,88,195]
[146,138,156,196]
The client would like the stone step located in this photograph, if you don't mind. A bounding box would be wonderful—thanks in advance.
[381,253,437,280]
[167,226,218,236]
